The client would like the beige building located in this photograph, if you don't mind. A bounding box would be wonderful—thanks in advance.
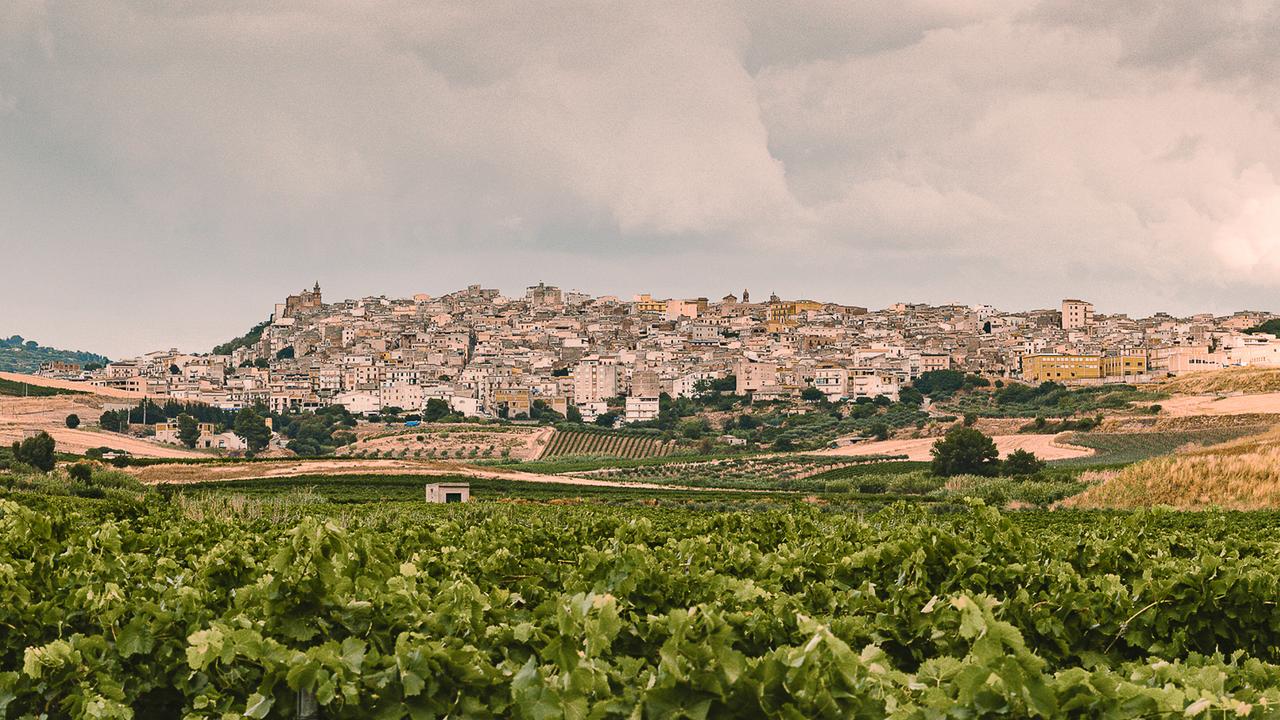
[735,360,779,394]
[1061,299,1094,331]
[573,358,617,404]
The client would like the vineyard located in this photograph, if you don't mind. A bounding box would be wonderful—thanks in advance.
[6,497,1280,717]
[573,454,911,491]
[539,428,676,460]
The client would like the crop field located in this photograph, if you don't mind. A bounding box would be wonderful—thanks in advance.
[539,428,676,459]
[575,454,911,492]
[7,497,1280,717]
[156,473,775,506]
[1053,426,1270,466]
[0,377,85,397]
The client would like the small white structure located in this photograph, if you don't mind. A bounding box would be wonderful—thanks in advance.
[425,482,471,504]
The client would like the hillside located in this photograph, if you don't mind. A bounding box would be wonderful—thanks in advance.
[0,335,108,373]
[1158,366,1280,395]
[1062,426,1280,510]
[211,319,270,355]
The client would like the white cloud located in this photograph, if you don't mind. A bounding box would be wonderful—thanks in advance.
[2,1,1280,356]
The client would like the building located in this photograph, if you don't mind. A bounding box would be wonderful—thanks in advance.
[573,358,617,404]
[1022,353,1103,382]
[425,482,470,503]
[812,365,849,401]
[1061,299,1094,331]
[1101,353,1148,378]
[526,283,562,306]
[283,283,323,318]
[624,395,659,423]
[735,359,779,395]
[630,369,661,398]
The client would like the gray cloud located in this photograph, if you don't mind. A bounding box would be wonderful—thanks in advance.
[2,1,1280,357]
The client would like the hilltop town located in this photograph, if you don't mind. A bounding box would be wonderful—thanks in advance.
[32,283,1280,424]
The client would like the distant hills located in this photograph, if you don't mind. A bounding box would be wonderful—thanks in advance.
[0,335,109,373]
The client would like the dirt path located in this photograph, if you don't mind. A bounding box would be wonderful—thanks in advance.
[126,458,732,492]
[812,433,1093,462]
[1157,393,1280,417]
[0,393,207,459]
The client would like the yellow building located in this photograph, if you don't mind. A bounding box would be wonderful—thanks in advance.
[1022,352,1148,382]
[1021,354,1103,382]
[1102,353,1148,378]
[632,294,668,314]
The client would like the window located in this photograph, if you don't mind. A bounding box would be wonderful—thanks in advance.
[445,492,463,503]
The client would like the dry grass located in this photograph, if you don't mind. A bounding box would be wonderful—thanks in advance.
[1159,366,1280,395]
[1062,426,1280,510]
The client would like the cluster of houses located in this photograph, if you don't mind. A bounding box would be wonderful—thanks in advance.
[38,284,1280,423]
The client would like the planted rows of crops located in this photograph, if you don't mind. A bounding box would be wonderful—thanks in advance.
[6,498,1280,717]
[576,455,911,491]
[540,429,674,459]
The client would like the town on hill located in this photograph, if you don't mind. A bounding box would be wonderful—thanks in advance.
[32,282,1280,423]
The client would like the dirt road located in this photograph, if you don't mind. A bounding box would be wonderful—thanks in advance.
[126,458,724,491]
[812,433,1093,462]
[0,393,207,459]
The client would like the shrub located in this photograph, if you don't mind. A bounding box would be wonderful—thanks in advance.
[65,414,80,429]
[930,427,999,477]
[12,432,55,473]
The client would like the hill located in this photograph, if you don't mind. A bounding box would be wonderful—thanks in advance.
[1062,425,1280,510]
[211,319,270,355]
[0,335,108,374]
[1158,366,1280,395]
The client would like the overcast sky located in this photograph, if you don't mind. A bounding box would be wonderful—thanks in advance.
[3,1,1280,358]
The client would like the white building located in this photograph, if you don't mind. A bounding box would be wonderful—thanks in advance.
[624,395,659,423]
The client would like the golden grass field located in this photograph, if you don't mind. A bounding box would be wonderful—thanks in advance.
[1157,366,1280,395]
[1063,426,1280,510]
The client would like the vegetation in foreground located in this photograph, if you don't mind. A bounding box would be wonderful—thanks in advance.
[4,497,1280,717]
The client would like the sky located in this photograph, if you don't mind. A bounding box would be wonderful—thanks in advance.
[3,1,1280,359]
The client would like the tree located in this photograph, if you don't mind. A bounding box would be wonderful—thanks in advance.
[566,405,583,423]
[99,410,122,432]
[12,431,56,472]
[65,414,80,429]
[177,413,201,449]
[423,398,451,422]
[234,408,272,453]
[898,387,925,406]
[930,426,999,477]
[68,462,93,483]
[800,386,825,402]
[868,422,890,441]
[1003,449,1046,477]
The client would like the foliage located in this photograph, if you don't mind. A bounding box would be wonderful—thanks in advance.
[930,427,1000,477]
[1245,318,1280,335]
[64,414,80,429]
[211,319,270,356]
[941,382,1166,419]
[0,335,109,373]
[177,413,201,449]
[4,500,1280,716]
[11,431,56,472]
[234,408,272,453]
[0,377,87,397]
[276,406,358,456]
[1002,449,1046,476]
